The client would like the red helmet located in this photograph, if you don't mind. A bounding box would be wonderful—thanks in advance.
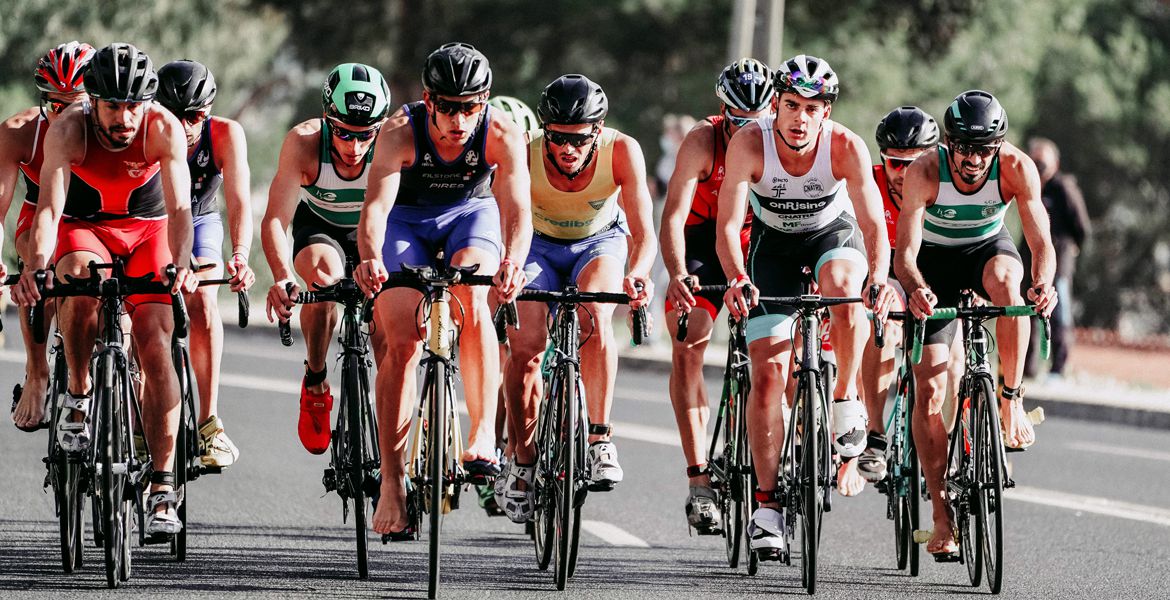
[34,41,96,94]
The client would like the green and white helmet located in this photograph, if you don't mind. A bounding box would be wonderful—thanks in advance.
[322,63,391,127]
[488,95,538,132]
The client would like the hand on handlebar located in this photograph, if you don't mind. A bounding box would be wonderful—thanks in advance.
[623,274,652,309]
[666,275,698,315]
[226,253,255,292]
[907,285,937,319]
[493,258,527,304]
[1027,281,1058,318]
[723,277,756,320]
[168,265,199,295]
[865,282,896,321]
[353,258,388,299]
[12,268,52,307]
[266,279,299,322]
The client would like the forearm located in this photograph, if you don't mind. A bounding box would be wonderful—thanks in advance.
[864,221,890,282]
[659,215,688,278]
[29,205,62,269]
[225,196,253,257]
[715,222,746,281]
[261,218,294,282]
[357,204,390,261]
[626,233,656,278]
[500,198,531,263]
[167,207,194,269]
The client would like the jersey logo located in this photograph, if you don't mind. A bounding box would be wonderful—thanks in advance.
[588,200,607,211]
[715,165,725,180]
[320,191,338,202]
[422,153,434,167]
[981,205,1000,217]
[938,208,958,219]
[197,151,209,168]
[771,177,788,197]
[465,150,479,166]
[124,161,147,178]
[803,178,824,197]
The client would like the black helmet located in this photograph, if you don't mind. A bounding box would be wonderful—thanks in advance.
[943,90,1008,144]
[157,60,217,114]
[83,43,158,102]
[875,106,939,151]
[422,42,492,96]
[537,74,608,125]
[716,58,774,112]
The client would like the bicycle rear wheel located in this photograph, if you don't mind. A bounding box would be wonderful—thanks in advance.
[554,363,578,591]
[172,345,195,562]
[975,376,1004,594]
[426,360,448,600]
[344,355,370,579]
[906,380,922,577]
[533,378,556,571]
[97,359,129,588]
[721,393,742,569]
[956,380,982,588]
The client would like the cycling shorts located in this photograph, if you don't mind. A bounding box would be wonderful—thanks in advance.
[745,213,867,344]
[14,201,36,242]
[524,221,627,293]
[192,211,224,265]
[382,196,502,273]
[916,227,1021,346]
[291,202,360,266]
[663,220,748,321]
[54,216,172,307]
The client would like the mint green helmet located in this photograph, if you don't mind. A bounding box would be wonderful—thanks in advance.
[322,63,391,127]
[489,95,538,132]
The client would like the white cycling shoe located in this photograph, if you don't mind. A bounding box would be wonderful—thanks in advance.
[199,415,240,468]
[588,441,623,491]
[145,490,184,536]
[831,398,868,459]
[748,507,787,552]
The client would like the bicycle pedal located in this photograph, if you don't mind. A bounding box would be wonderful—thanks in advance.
[143,533,173,545]
[755,548,784,562]
[587,480,614,493]
[322,468,338,493]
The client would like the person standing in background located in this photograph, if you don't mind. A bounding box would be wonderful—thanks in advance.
[1022,137,1090,381]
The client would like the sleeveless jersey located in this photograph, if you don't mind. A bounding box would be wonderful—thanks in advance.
[298,119,373,228]
[923,147,1008,246]
[529,127,620,240]
[685,115,752,246]
[65,106,165,220]
[748,117,849,234]
[17,113,48,206]
[188,118,223,217]
[873,164,899,248]
[396,101,495,207]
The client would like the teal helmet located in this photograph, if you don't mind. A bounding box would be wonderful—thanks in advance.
[322,63,391,127]
[488,95,538,132]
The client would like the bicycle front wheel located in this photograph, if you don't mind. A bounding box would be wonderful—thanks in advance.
[976,375,1004,594]
[533,377,556,571]
[172,345,195,562]
[554,363,578,591]
[426,360,448,600]
[799,372,822,595]
[97,359,129,588]
[344,355,370,579]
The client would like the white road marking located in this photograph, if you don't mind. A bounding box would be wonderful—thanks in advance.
[1007,486,1170,527]
[580,520,651,547]
[1067,441,1170,464]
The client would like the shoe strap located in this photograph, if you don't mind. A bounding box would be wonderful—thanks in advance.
[685,463,708,478]
[754,488,783,504]
[63,393,91,413]
[588,422,612,436]
[1000,384,1025,402]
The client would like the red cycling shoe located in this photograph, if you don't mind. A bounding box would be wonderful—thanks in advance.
[298,377,333,455]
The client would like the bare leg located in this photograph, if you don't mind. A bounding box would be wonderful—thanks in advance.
[666,308,715,487]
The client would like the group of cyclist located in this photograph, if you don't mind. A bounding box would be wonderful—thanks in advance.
[1,38,1056,574]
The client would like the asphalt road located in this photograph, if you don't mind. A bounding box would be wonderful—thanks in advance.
[1,325,1169,599]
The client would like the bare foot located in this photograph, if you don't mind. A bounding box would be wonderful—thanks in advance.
[926,518,958,555]
[836,459,866,497]
[371,475,409,535]
[1000,396,1035,449]
[462,435,499,464]
[12,372,48,430]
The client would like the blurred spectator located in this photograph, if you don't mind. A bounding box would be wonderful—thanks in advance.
[653,114,696,199]
[1021,137,1091,380]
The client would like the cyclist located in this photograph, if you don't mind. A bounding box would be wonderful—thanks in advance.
[2,41,94,432]
[488,95,539,137]
[659,58,773,533]
[262,63,391,455]
[894,89,1057,558]
[352,42,530,539]
[498,74,655,523]
[855,106,941,484]
[11,43,200,535]
[156,59,254,468]
[716,54,896,551]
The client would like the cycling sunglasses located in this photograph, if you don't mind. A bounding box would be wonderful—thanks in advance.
[42,98,71,115]
[880,153,916,172]
[329,120,381,142]
[726,115,755,128]
[544,127,598,148]
[181,108,211,125]
[950,141,1001,159]
[430,97,488,116]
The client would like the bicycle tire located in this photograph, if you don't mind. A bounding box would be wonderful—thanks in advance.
[957,379,982,588]
[722,378,744,569]
[555,362,578,591]
[800,372,822,594]
[98,356,126,588]
[906,375,921,576]
[533,375,556,571]
[172,344,194,562]
[976,376,1004,594]
[345,354,370,579]
[427,360,447,600]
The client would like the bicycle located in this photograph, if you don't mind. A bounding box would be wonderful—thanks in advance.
[30,261,188,588]
[506,284,647,590]
[674,304,755,572]
[372,263,498,599]
[168,272,250,561]
[278,266,381,579]
[906,290,1049,594]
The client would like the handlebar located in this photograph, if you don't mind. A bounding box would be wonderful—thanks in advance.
[493,301,518,345]
[907,304,1050,364]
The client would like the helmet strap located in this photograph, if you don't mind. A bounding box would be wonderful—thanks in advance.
[544,137,598,181]
[774,126,812,152]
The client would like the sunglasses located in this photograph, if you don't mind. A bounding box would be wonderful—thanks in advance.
[950,141,1001,159]
[430,97,487,116]
[43,99,71,114]
[329,120,381,142]
[880,153,917,172]
[544,127,598,148]
[726,115,755,128]
[181,108,211,125]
